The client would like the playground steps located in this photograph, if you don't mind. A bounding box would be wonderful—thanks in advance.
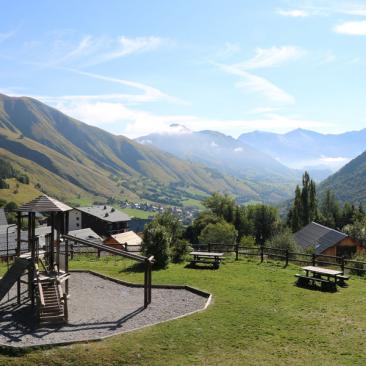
[0,257,30,301]
[37,281,65,324]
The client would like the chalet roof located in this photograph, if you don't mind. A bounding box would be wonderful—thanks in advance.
[18,195,72,213]
[68,228,103,243]
[0,226,52,255]
[0,209,8,226]
[76,205,130,223]
[294,222,348,254]
[110,231,142,246]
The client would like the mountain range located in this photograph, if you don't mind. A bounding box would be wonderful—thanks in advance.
[239,128,366,175]
[0,93,294,206]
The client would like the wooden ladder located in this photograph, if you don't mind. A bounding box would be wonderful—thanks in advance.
[37,280,65,324]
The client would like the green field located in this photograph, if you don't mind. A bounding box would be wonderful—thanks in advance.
[182,198,205,209]
[0,178,40,205]
[121,207,156,219]
[1,257,366,365]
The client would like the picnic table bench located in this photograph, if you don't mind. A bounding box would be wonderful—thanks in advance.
[295,266,350,291]
[189,251,224,269]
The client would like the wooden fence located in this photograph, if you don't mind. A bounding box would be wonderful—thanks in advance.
[191,243,366,276]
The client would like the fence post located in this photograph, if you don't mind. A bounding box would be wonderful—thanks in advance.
[235,243,239,261]
[285,249,289,267]
[312,253,316,266]
[260,245,264,263]
[341,256,345,274]
[208,243,211,252]
[97,248,101,258]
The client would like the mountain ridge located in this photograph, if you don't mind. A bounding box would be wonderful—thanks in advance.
[0,93,290,205]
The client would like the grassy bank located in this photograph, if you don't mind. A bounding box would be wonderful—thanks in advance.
[1,257,366,365]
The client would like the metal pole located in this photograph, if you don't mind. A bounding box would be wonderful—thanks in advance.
[16,212,21,304]
[6,224,16,271]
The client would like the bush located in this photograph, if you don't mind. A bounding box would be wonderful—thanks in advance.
[240,235,257,248]
[199,221,238,251]
[171,239,191,263]
[350,253,366,276]
[141,223,170,268]
[266,228,299,252]
[0,178,9,189]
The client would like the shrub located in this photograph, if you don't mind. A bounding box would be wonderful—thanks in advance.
[199,221,238,251]
[171,239,191,263]
[240,235,257,248]
[350,253,366,276]
[266,228,299,252]
[141,223,170,268]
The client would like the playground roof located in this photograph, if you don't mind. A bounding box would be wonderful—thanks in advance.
[18,195,72,212]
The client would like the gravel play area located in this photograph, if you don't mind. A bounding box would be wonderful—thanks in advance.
[0,272,210,348]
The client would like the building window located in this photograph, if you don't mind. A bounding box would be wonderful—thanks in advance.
[76,223,80,227]
[76,217,80,221]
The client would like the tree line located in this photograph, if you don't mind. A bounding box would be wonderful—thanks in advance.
[141,171,366,268]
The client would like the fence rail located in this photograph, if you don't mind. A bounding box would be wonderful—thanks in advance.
[191,243,366,276]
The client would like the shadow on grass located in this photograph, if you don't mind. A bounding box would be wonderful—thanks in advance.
[184,263,219,270]
[119,262,169,273]
[294,282,338,293]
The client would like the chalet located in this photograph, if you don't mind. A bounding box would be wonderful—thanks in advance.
[104,230,142,252]
[68,205,130,237]
[0,208,8,227]
[294,222,365,258]
[68,228,103,254]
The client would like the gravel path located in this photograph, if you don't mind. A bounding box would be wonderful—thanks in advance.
[0,272,209,348]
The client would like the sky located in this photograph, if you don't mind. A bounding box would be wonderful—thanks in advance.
[1,0,366,138]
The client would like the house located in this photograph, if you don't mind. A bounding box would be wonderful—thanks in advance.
[294,222,365,258]
[104,230,142,252]
[67,228,103,254]
[68,205,131,237]
[0,208,8,226]
[0,225,52,258]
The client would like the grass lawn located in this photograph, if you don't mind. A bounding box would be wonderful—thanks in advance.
[182,198,205,209]
[1,257,366,365]
[121,207,156,219]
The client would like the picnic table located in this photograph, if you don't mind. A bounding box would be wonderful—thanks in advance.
[189,251,224,269]
[295,266,350,291]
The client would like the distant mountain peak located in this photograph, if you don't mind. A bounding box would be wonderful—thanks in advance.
[167,123,192,134]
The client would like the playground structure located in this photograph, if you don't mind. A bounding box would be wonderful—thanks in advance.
[0,195,154,326]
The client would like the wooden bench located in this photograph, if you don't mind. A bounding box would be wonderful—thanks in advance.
[336,274,350,287]
[190,252,224,269]
[295,274,336,292]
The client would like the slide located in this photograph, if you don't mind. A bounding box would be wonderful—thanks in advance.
[0,257,30,301]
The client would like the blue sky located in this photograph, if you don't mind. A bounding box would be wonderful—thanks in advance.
[1,0,366,138]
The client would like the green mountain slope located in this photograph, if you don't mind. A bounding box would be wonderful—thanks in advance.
[0,93,288,205]
[319,150,366,205]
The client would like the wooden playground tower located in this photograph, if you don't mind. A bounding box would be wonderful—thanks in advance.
[0,194,154,326]
[18,195,71,324]
[0,195,72,324]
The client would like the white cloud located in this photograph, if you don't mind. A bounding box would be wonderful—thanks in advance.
[0,29,16,43]
[217,63,295,104]
[214,45,305,104]
[277,9,310,17]
[31,35,167,67]
[334,20,366,35]
[234,147,243,152]
[234,46,306,70]
[217,42,241,59]
[40,69,185,106]
[37,92,330,139]
[87,36,164,65]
